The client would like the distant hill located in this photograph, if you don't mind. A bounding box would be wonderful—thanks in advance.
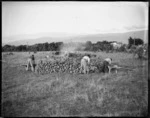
[68,30,148,44]
[3,30,148,46]
[4,37,67,46]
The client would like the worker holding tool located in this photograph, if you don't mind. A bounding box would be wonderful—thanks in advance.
[26,54,36,72]
[80,55,91,74]
[101,57,112,74]
[101,58,130,74]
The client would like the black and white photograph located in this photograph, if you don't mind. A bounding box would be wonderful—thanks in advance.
[1,1,148,117]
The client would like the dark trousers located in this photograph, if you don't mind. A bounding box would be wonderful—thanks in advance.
[101,61,109,73]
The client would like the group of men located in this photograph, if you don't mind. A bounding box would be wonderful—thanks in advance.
[26,54,112,74]
[80,55,112,74]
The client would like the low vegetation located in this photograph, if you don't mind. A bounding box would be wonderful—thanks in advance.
[1,51,148,117]
[2,37,144,52]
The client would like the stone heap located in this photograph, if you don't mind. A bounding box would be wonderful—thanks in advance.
[36,53,103,75]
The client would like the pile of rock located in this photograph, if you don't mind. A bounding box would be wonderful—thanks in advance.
[36,56,103,75]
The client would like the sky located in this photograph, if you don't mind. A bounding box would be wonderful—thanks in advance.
[2,2,148,43]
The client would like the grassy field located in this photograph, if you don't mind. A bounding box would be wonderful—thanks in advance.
[1,51,148,117]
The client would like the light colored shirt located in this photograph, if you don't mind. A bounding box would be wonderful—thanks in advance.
[105,58,112,64]
[83,56,90,64]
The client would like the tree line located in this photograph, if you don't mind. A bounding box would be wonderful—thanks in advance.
[2,42,63,52]
[2,37,144,52]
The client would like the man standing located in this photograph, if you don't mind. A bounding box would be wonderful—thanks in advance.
[80,55,91,74]
[26,55,36,72]
[101,58,112,73]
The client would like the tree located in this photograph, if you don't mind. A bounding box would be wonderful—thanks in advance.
[49,42,56,51]
[102,40,109,44]
[128,37,144,48]
[134,38,144,45]
[128,37,134,48]
[85,41,92,51]
[2,45,12,52]
[43,42,49,51]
